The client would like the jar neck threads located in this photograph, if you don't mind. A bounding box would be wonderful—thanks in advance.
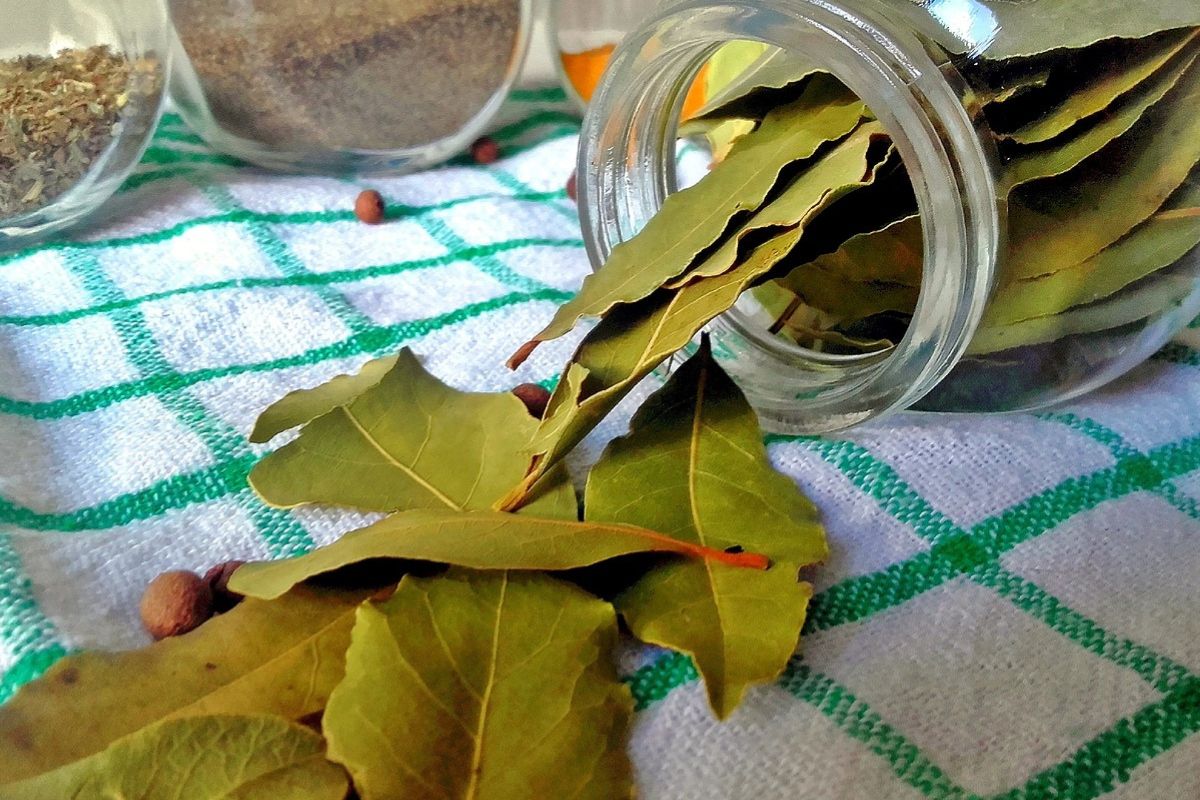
[578,0,1002,433]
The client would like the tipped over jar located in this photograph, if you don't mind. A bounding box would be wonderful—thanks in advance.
[168,0,532,174]
[574,0,1200,432]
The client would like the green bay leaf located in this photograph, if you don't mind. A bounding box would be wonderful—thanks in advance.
[324,570,634,800]
[250,347,576,519]
[510,75,868,365]
[1006,45,1200,280]
[999,29,1199,145]
[250,353,399,443]
[587,341,828,719]
[0,716,346,800]
[229,508,769,601]
[1001,43,1199,188]
[985,181,1200,327]
[0,587,365,783]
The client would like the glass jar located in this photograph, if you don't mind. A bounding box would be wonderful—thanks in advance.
[578,0,1200,432]
[168,0,533,174]
[0,0,169,244]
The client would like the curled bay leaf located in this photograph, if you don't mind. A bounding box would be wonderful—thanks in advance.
[324,570,634,800]
[1005,51,1200,280]
[586,340,828,719]
[501,123,890,509]
[250,347,576,519]
[250,353,399,443]
[0,715,347,800]
[229,508,770,601]
[0,586,365,783]
[509,75,868,366]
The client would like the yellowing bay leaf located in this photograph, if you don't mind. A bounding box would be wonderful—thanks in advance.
[999,29,1199,144]
[500,124,889,509]
[250,353,399,443]
[230,508,770,601]
[510,75,868,365]
[250,347,576,519]
[1006,52,1200,280]
[985,180,1200,326]
[0,587,365,783]
[324,570,634,800]
[0,715,347,800]
[586,341,827,719]
[1001,44,1199,188]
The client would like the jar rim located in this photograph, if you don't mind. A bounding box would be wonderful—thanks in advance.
[577,0,1003,433]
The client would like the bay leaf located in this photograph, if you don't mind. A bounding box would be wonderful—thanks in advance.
[1005,51,1200,280]
[891,1,1199,60]
[509,75,868,366]
[250,347,576,519]
[500,124,889,509]
[586,341,827,719]
[969,271,1197,354]
[0,586,366,783]
[663,132,894,287]
[985,179,1200,326]
[324,570,634,800]
[229,508,770,601]
[683,46,823,128]
[250,353,399,443]
[0,715,347,800]
[1001,43,1199,188]
[998,29,1199,144]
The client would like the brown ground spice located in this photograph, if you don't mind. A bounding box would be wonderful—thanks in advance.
[171,0,522,151]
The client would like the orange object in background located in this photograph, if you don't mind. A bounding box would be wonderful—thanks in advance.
[561,44,710,117]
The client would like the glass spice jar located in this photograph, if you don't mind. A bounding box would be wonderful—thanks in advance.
[577,0,1200,432]
[168,0,533,174]
[0,0,169,244]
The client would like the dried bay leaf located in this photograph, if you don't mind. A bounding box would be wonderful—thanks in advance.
[501,125,890,508]
[229,508,769,601]
[250,348,576,519]
[1005,52,1200,281]
[510,75,869,365]
[0,715,347,799]
[250,353,399,443]
[0,586,366,783]
[587,341,827,718]
[969,271,1197,354]
[324,570,634,800]
[985,179,1200,327]
[998,29,1199,145]
[1001,43,1199,188]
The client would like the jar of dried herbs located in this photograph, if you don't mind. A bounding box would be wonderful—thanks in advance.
[563,0,1200,432]
[168,0,532,174]
[0,0,168,242]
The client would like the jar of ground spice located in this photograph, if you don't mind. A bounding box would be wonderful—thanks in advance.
[169,0,532,174]
[0,0,169,244]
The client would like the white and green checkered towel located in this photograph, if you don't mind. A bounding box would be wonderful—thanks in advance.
[2,88,1199,799]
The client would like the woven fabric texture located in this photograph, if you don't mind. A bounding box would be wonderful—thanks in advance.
[1,90,1199,799]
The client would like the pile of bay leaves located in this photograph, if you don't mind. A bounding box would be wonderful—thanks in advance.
[4,7,1200,798]
[0,341,828,798]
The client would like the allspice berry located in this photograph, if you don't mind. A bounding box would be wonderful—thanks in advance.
[566,171,578,203]
[511,382,551,419]
[470,136,500,164]
[140,570,213,640]
[354,189,386,224]
[203,560,246,614]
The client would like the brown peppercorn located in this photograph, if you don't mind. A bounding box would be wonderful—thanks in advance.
[140,570,213,640]
[203,560,246,613]
[354,189,386,224]
[566,171,578,203]
[470,136,500,164]
[511,382,552,419]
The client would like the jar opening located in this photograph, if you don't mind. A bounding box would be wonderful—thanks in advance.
[578,0,1002,433]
